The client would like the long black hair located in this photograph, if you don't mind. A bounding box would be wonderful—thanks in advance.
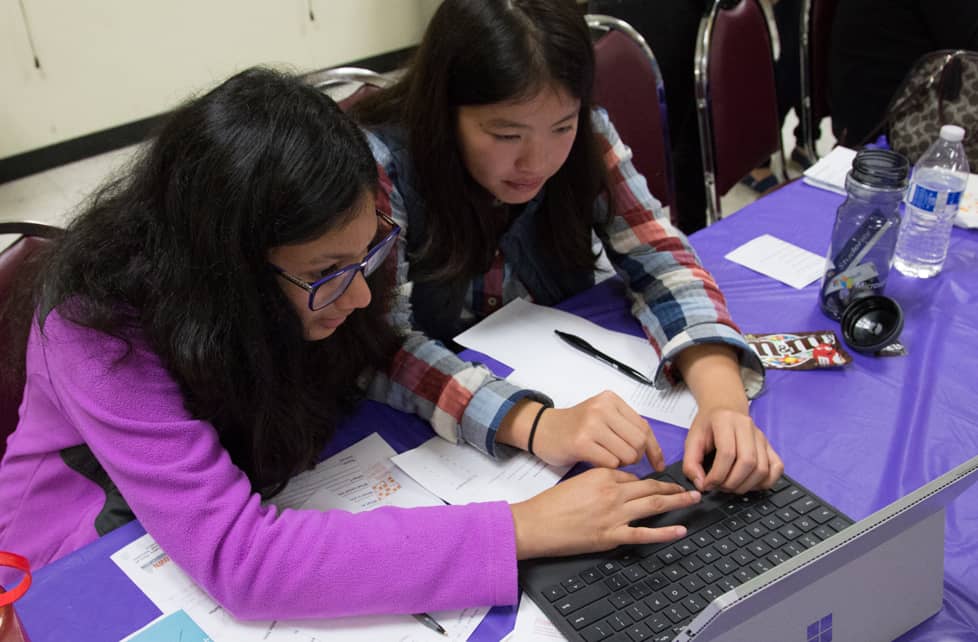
[354,0,609,286]
[9,67,401,497]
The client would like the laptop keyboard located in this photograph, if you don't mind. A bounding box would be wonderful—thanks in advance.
[533,473,853,642]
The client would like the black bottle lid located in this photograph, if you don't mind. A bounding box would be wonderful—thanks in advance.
[850,149,910,189]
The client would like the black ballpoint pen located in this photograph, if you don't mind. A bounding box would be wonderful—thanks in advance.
[554,329,654,386]
[413,612,448,636]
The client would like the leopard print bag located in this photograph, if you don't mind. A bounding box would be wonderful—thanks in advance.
[882,49,978,166]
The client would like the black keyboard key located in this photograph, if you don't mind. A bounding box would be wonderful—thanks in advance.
[732,550,755,566]
[724,516,746,531]
[763,533,787,549]
[554,581,611,614]
[795,517,817,532]
[562,576,586,592]
[829,517,851,532]
[645,614,670,633]
[640,558,663,574]
[716,577,738,592]
[708,523,731,539]
[791,496,819,515]
[582,567,603,583]
[775,507,799,523]
[811,507,836,524]
[622,566,647,583]
[628,582,653,601]
[698,566,722,583]
[771,487,804,507]
[676,540,698,556]
[680,575,705,593]
[599,561,623,575]
[608,613,632,631]
[714,558,739,575]
[663,604,692,624]
[662,565,686,581]
[734,567,757,583]
[610,591,635,609]
[779,524,802,540]
[748,541,772,557]
[691,532,714,547]
[813,525,835,541]
[746,523,768,538]
[645,592,669,612]
[543,584,566,601]
[714,538,736,555]
[606,574,628,590]
[760,515,784,530]
[680,556,704,573]
[697,547,720,563]
[756,500,777,515]
[627,602,652,621]
[798,533,821,549]
[656,548,680,565]
[767,551,789,566]
[700,585,723,602]
[771,477,790,492]
[739,508,762,523]
[683,594,708,613]
[616,551,642,567]
[750,559,773,574]
[570,599,617,629]
[626,622,654,641]
[781,542,805,557]
[581,621,615,642]
[730,530,753,547]
[663,585,688,603]
[645,574,668,591]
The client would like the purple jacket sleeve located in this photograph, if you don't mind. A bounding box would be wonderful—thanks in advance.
[39,312,518,620]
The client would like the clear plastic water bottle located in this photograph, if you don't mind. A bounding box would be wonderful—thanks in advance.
[819,149,909,320]
[894,124,970,278]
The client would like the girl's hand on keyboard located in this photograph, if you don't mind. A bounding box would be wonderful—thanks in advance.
[507,392,666,471]
[510,468,701,559]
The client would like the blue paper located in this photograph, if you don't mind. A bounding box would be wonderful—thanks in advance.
[123,609,213,642]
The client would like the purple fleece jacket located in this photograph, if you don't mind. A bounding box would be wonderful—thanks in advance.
[0,311,518,619]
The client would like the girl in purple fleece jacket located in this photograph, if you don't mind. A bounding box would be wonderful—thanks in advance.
[0,67,700,620]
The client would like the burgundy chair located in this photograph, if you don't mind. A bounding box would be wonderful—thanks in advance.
[300,66,392,111]
[799,0,839,163]
[588,14,676,219]
[0,221,63,461]
[695,0,785,225]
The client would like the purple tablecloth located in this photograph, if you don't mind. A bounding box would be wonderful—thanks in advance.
[16,181,978,641]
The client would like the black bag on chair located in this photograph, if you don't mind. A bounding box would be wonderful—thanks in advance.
[878,49,978,166]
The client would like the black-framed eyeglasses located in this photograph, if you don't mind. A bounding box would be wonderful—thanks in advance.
[271,211,400,311]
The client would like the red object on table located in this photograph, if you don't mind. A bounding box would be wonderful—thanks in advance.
[0,552,32,642]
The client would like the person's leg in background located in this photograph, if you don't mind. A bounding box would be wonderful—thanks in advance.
[588,0,711,234]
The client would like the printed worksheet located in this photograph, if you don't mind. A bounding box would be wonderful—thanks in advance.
[267,432,442,511]
[724,234,825,289]
[391,436,570,505]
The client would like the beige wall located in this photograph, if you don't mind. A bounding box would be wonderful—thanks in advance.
[1,0,441,159]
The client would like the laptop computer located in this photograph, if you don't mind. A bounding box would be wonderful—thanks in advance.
[519,453,978,642]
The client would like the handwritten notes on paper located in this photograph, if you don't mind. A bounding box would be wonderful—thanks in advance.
[724,234,826,289]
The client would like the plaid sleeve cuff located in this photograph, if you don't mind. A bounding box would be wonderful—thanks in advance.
[655,323,766,399]
[461,378,553,458]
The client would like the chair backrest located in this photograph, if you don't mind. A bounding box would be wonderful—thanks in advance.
[300,66,392,112]
[695,0,784,224]
[0,221,62,461]
[799,0,839,162]
[588,14,675,217]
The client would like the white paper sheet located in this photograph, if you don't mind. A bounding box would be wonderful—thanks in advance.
[454,298,698,428]
[802,146,857,195]
[391,436,570,505]
[267,432,443,512]
[724,234,826,289]
[506,593,567,641]
[113,434,485,642]
[955,173,978,228]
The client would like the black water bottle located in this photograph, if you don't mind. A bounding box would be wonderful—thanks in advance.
[819,149,910,320]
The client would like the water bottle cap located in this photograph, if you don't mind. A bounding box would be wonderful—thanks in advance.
[839,295,904,354]
[849,149,909,189]
[939,124,965,142]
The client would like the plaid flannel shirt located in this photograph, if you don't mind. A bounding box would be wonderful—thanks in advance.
[365,109,764,457]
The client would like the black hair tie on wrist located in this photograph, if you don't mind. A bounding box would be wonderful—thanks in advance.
[527,405,548,456]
